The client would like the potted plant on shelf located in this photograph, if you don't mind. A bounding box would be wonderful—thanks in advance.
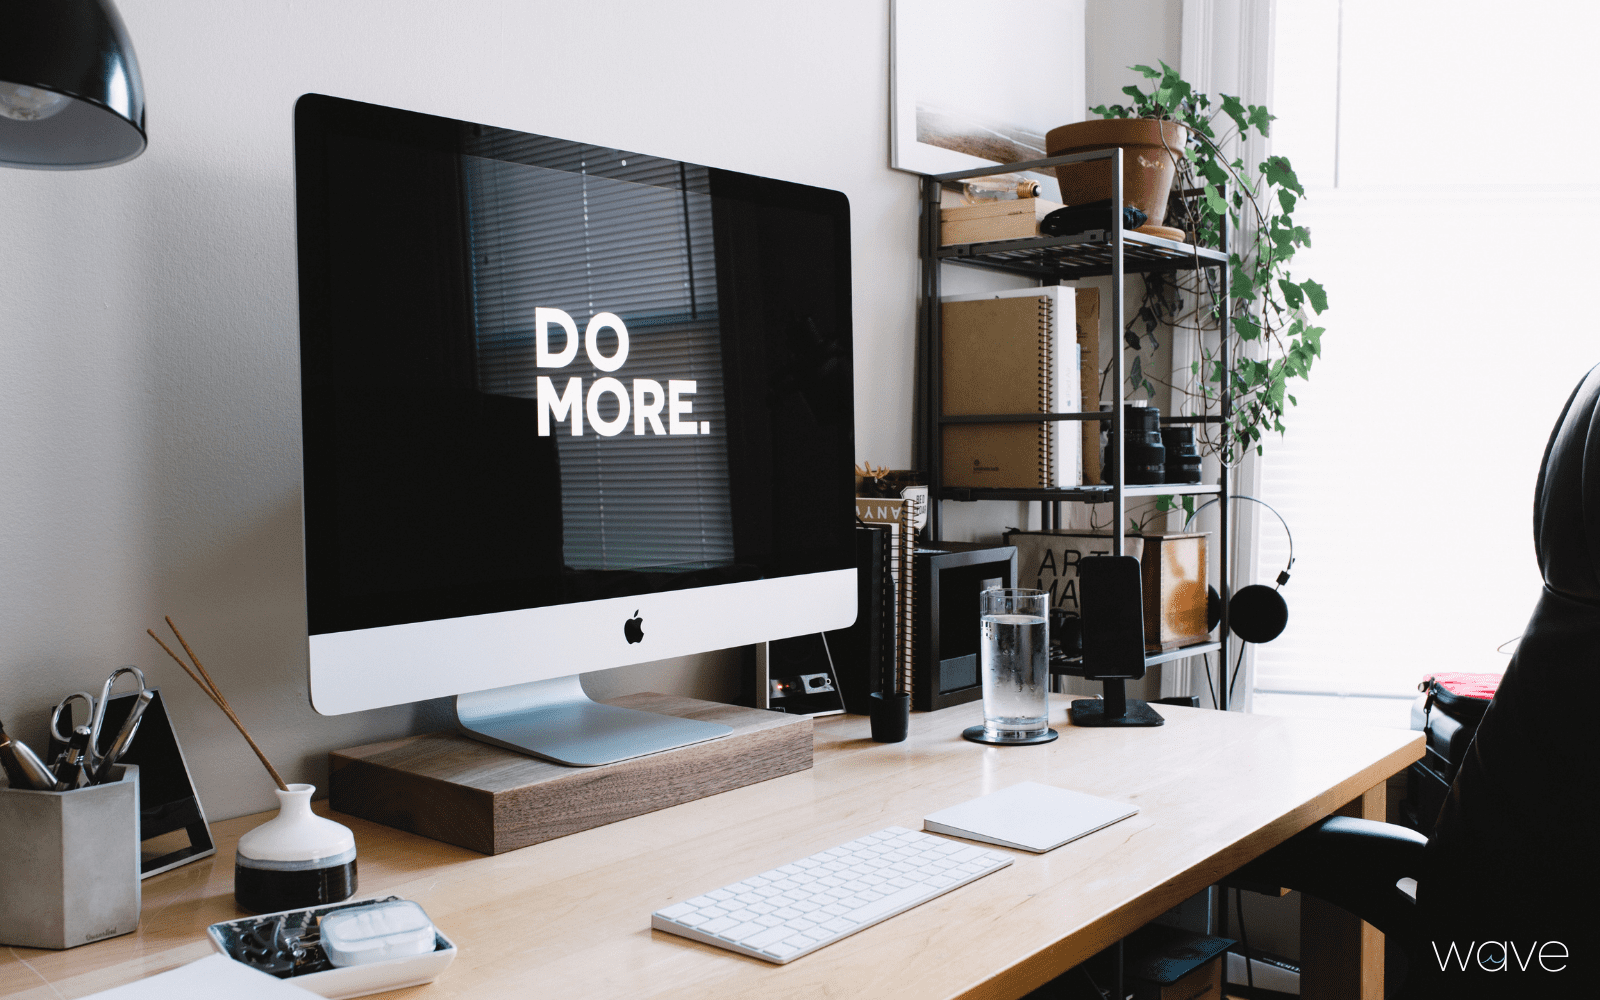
[1046,117,1189,231]
[1080,61,1327,514]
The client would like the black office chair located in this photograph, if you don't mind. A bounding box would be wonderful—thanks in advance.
[1233,366,1600,998]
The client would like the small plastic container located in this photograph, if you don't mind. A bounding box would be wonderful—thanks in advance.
[207,895,455,998]
[321,899,436,968]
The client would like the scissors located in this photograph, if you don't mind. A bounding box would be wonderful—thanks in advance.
[50,665,150,773]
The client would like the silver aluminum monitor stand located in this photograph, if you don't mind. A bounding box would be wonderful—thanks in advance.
[453,675,733,767]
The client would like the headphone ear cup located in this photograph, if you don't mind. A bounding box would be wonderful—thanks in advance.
[1229,584,1289,643]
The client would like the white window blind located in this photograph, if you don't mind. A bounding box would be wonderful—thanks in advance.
[462,140,733,571]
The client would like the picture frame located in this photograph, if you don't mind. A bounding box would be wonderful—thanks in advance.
[889,0,1087,189]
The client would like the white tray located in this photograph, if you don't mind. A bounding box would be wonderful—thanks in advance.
[206,896,456,999]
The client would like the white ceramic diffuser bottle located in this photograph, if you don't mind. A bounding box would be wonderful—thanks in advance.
[234,783,358,913]
[146,618,360,913]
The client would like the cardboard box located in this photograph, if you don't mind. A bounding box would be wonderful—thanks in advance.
[1139,532,1211,651]
[939,198,1062,245]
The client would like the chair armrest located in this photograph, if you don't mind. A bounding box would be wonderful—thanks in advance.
[1231,816,1429,943]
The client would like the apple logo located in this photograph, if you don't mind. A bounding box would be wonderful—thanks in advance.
[624,610,644,644]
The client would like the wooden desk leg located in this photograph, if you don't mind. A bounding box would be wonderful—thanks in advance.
[1299,783,1385,1000]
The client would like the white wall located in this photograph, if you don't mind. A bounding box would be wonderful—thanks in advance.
[1088,0,1183,110]
[0,0,927,820]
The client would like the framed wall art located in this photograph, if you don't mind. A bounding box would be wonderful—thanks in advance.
[890,0,1087,192]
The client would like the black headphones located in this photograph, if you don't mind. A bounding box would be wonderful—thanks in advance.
[1184,495,1295,644]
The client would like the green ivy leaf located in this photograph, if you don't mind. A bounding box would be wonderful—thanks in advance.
[1220,94,1249,134]
[1198,158,1229,187]
[1159,72,1192,110]
[1231,258,1257,296]
[1262,155,1305,196]
[1132,64,1163,79]
[1301,279,1328,313]
[1247,104,1276,136]
[1278,188,1297,215]
[1122,84,1147,101]
[1204,185,1229,216]
[1233,314,1261,341]
[1278,278,1304,310]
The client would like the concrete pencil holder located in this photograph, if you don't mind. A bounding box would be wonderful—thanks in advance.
[0,765,140,949]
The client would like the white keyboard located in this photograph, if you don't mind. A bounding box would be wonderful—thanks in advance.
[651,826,1011,963]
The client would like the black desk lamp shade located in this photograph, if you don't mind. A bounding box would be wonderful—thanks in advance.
[0,0,146,169]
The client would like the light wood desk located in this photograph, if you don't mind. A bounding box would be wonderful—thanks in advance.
[0,700,1421,1000]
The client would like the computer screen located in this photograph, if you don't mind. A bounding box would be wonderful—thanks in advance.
[294,95,856,759]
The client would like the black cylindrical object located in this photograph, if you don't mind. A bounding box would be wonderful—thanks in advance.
[1160,426,1203,484]
[869,691,910,743]
[1105,405,1165,485]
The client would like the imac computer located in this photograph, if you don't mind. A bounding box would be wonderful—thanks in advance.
[293,95,857,766]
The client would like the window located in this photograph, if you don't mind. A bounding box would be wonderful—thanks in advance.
[1254,0,1600,724]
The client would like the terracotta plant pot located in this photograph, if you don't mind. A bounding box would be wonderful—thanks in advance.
[1045,119,1187,228]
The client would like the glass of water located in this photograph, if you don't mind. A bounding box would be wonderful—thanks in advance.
[978,588,1051,742]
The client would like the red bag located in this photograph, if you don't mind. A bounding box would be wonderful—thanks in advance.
[1419,671,1501,728]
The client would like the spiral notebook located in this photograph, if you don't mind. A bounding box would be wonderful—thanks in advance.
[940,287,1080,488]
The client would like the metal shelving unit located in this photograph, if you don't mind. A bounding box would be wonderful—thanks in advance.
[918,148,1237,702]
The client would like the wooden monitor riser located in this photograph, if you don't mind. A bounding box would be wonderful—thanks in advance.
[329,694,811,855]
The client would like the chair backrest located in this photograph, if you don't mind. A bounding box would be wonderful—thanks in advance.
[1423,364,1600,951]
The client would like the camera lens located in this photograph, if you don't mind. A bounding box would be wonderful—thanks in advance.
[1160,426,1203,484]
[1104,404,1165,484]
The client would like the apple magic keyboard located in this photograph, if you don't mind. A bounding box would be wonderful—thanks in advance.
[651,826,1011,963]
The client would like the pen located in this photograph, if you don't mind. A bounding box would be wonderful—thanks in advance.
[89,689,153,785]
[53,725,92,789]
[0,718,64,791]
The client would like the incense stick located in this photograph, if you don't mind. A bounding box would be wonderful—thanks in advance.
[147,618,289,791]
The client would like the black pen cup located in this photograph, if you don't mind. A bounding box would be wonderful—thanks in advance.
[869,692,911,743]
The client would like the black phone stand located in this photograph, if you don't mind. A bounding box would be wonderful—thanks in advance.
[1069,679,1164,727]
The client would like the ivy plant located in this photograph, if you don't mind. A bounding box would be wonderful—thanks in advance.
[1092,61,1327,476]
